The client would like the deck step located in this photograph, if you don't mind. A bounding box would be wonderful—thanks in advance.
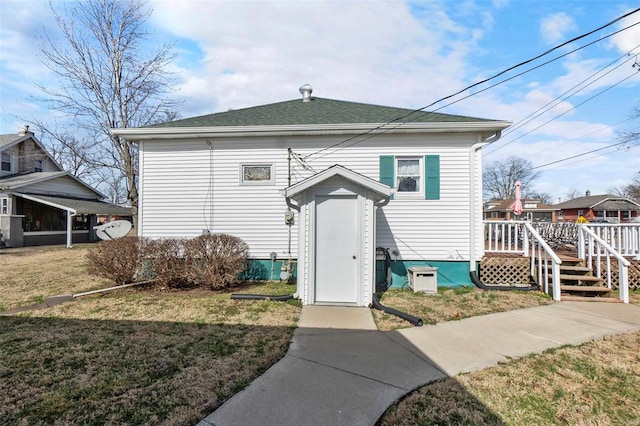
[560,295,621,303]
[560,285,611,293]
[559,274,604,283]
[558,265,591,273]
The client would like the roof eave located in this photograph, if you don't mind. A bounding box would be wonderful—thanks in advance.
[111,121,512,141]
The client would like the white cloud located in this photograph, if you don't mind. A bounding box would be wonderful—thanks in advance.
[148,1,480,116]
[609,10,640,55]
[540,12,578,45]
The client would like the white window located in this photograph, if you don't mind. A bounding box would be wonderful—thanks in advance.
[491,211,499,219]
[396,157,422,193]
[34,159,44,172]
[1,197,8,215]
[1,152,11,172]
[240,164,274,185]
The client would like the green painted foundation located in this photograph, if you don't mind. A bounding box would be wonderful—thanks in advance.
[244,258,471,288]
[242,259,298,282]
[377,260,473,289]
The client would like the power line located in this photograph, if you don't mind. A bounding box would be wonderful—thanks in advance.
[484,69,640,156]
[530,138,637,170]
[302,8,640,162]
[523,115,639,159]
[499,47,639,138]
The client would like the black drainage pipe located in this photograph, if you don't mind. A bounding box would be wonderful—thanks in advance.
[470,271,540,292]
[370,294,424,327]
[231,293,295,301]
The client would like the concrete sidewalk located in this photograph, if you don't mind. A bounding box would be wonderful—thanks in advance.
[199,302,640,426]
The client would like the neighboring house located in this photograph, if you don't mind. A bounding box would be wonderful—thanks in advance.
[554,191,640,223]
[0,127,132,247]
[112,85,511,307]
[483,198,558,222]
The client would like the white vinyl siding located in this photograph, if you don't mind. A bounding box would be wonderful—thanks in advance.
[24,176,99,199]
[139,133,481,261]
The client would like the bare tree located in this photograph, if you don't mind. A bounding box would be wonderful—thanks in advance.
[36,0,180,225]
[524,191,553,205]
[610,171,640,202]
[483,156,541,200]
[618,105,640,148]
[564,188,583,201]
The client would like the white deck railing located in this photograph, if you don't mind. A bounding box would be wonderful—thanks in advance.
[577,225,630,303]
[586,223,640,260]
[484,221,562,300]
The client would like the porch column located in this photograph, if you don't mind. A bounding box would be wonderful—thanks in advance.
[67,211,72,248]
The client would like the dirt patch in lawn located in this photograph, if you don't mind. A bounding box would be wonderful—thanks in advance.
[373,286,554,331]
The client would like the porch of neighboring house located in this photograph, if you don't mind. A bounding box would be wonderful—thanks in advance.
[480,221,640,303]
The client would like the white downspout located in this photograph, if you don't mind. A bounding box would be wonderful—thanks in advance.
[469,131,502,272]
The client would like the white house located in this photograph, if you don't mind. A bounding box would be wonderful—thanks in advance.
[0,127,132,248]
[112,86,511,306]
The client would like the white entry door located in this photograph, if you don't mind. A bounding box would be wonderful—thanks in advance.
[314,195,358,304]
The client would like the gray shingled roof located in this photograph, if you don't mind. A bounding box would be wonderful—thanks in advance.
[17,194,132,215]
[149,97,500,128]
[554,194,640,211]
[0,172,67,189]
[0,134,20,148]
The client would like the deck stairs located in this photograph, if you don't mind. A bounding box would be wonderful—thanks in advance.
[541,254,615,302]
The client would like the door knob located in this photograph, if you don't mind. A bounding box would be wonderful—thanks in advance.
[352,255,356,259]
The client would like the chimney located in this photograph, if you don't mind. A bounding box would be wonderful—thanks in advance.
[586,190,591,197]
[299,84,313,102]
[18,125,32,137]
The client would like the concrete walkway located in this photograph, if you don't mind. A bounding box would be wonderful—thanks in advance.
[199,302,640,426]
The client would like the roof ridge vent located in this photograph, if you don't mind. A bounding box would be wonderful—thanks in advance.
[299,84,313,102]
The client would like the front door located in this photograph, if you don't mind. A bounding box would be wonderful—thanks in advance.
[314,195,358,304]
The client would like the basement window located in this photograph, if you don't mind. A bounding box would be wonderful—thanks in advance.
[240,164,275,185]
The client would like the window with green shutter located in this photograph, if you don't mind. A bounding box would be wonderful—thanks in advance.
[379,154,440,200]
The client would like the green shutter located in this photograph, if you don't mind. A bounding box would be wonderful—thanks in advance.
[425,155,440,200]
[379,155,394,200]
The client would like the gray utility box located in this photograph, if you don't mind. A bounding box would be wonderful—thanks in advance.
[408,266,438,294]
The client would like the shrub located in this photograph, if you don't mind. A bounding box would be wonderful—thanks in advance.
[87,234,249,290]
[183,234,249,290]
[143,238,191,289]
[87,237,147,284]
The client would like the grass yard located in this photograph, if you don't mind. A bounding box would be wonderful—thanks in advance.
[1,245,301,425]
[0,245,113,311]
[380,290,640,426]
[373,286,554,331]
[2,245,638,425]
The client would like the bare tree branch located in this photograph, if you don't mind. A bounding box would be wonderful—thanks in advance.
[483,156,541,200]
[35,0,181,224]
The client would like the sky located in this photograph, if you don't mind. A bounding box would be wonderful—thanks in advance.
[0,0,639,202]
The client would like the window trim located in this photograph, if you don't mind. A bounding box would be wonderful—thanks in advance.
[239,163,275,185]
[1,152,12,172]
[1,196,8,215]
[395,156,423,197]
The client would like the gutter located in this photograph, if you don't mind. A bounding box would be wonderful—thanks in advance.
[469,130,503,273]
[110,121,512,141]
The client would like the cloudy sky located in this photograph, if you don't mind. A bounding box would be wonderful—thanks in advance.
[1,0,639,201]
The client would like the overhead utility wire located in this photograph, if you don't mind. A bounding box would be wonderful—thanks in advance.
[499,47,640,138]
[524,115,639,158]
[485,70,639,155]
[485,68,640,156]
[309,22,640,162]
[540,143,638,171]
[301,8,640,162]
[530,138,637,170]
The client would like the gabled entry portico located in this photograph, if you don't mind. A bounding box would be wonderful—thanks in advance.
[283,165,391,307]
